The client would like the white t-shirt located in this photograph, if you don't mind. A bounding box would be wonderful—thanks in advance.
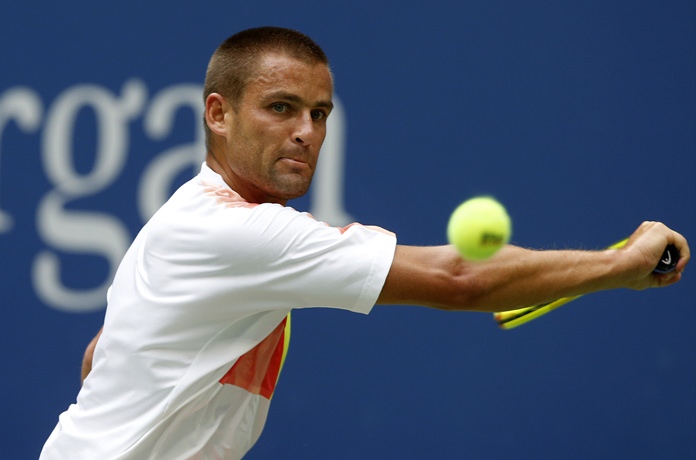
[40,163,397,460]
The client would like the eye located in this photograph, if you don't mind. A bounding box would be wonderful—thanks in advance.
[271,103,287,113]
[311,110,327,121]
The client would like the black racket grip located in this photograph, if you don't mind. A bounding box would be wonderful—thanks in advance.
[654,244,679,274]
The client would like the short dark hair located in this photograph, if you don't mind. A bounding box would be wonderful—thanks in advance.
[203,27,331,150]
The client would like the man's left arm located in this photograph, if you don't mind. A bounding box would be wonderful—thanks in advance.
[81,328,103,383]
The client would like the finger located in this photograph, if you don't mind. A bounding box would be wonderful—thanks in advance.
[666,229,690,273]
[655,270,682,287]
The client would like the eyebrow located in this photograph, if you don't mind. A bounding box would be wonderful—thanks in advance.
[266,91,334,111]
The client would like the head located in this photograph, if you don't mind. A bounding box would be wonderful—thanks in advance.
[203,27,334,204]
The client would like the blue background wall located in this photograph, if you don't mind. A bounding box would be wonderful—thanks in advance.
[1,1,694,458]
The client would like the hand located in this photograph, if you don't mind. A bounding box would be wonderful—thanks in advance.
[621,221,690,289]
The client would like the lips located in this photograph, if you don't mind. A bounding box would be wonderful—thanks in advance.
[278,157,311,170]
[281,157,307,165]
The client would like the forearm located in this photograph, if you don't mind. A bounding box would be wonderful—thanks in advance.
[448,244,625,312]
[379,244,620,312]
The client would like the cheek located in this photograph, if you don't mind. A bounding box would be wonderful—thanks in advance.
[230,124,265,163]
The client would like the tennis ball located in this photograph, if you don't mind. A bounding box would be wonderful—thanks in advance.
[447,196,511,261]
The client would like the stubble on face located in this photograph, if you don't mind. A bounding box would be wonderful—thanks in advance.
[220,54,334,205]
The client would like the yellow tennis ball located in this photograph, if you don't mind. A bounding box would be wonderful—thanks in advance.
[447,196,511,261]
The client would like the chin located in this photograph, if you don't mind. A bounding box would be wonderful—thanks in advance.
[278,187,310,201]
[270,175,313,201]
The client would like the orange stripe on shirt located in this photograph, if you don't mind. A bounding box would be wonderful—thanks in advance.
[219,316,289,399]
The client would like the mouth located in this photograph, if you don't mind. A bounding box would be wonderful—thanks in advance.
[278,157,311,170]
[281,157,307,165]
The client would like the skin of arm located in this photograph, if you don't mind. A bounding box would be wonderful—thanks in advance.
[81,328,102,383]
[377,221,689,312]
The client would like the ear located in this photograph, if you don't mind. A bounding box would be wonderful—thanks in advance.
[205,93,230,137]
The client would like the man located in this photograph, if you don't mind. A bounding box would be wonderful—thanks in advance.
[40,27,689,459]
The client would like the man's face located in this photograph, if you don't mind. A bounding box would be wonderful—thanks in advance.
[216,53,334,204]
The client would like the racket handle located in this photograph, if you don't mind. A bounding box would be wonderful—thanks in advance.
[654,244,679,274]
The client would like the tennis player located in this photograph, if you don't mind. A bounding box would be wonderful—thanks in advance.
[40,26,689,459]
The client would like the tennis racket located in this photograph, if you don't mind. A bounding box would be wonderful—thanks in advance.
[493,239,679,330]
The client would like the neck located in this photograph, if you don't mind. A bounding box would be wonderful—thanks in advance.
[204,151,289,206]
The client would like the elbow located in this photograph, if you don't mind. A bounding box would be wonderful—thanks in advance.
[433,269,494,312]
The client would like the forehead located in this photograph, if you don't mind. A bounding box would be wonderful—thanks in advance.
[243,53,333,105]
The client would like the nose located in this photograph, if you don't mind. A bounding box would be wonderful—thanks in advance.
[293,112,320,146]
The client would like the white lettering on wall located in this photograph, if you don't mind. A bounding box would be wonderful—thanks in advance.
[33,80,146,312]
[0,87,44,233]
[0,80,351,312]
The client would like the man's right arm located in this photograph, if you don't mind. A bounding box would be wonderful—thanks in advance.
[377,220,689,312]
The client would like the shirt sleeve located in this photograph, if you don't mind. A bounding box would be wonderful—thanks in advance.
[147,200,397,315]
